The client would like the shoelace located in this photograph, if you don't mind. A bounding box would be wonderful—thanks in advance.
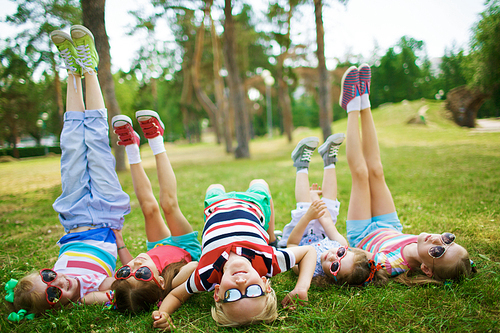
[75,44,95,75]
[328,145,340,157]
[57,48,78,92]
[139,120,160,136]
[301,147,314,161]
[114,127,134,145]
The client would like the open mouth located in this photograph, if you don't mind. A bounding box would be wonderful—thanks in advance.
[232,271,247,276]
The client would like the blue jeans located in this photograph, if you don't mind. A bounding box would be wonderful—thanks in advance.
[52,109,131,232]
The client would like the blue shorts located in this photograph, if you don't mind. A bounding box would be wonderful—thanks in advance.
[147,231,201,261]
[346,211,402,247]
[204,183,272,230]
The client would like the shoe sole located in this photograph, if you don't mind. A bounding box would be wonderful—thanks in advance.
[50,30,73,45]
[136,110,165,129]
[70,25,94,41]
[291,136,319,159]
[112,115,133,128]
[339,65,358,108]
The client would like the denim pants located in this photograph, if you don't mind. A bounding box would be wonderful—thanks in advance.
[52,109,131,232]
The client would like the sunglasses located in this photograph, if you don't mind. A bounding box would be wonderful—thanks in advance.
[221,284,266,303]
[115,265,162,288]
[330,246,348,280]
[428,232,456,259]
[39,269,63,305]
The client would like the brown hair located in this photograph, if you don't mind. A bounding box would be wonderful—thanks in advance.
[111,260,188,313]
[313,248,389,287]
[12,273,47,316]
[211,288,277,327]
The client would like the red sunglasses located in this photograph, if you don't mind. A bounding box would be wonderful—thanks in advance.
[39,269,63,305]
[330,246,348,281]
[115,265,162,288]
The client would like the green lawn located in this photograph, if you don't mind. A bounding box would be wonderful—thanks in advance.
[1,100,499,332]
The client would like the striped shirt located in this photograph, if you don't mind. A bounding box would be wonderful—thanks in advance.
[186,198,295,294]
[54,228,117,297]
[357,228,417,276]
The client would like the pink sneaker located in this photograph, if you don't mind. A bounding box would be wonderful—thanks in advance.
[112,115,140,146]
[339,66,360,111]
[136,110,165,139]
[358,63,371,96]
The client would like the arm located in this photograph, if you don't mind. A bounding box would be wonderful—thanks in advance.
[287,200,327,247]
[113,229,133,264]
[81,289,113,305]
[317,214,348,247]
[152,282,192,330]
[281,245,316,309]
[171,261,198,289]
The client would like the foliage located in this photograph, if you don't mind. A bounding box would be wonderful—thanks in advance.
[1,101,499,332]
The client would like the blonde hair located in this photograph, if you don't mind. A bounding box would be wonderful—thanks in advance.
[394,254,476,286]
[12,273,47,315]
[211,288,277,327]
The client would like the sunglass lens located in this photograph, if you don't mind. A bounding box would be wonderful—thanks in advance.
[429,246,446,258]
[224,289,241,302]
[116,266,131,278]
[246,285,263,297]
[136,267,152,281]
[442,233,455,245]
[46,286,62,303]
[337,247,347,258]
[331,261,340,273]
[40,269,57,283]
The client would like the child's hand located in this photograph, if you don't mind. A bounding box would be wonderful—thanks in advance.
[305,200,327,220]
[152,311,175,331]
[281,287,308,310]
[309,183,322,200]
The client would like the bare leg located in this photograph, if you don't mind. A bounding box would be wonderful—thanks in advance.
[156,152,193,236]
[249,179,276,243]
[321,168,337,201]
[130,162,171,242]
[67,74,84,112]
[346,111,372,221]
[83,73,105,110]
[360,106,396,216]
[295,172,311,203]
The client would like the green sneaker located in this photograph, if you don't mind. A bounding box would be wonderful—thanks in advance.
[50,30,81,76]
[70,25,99,75]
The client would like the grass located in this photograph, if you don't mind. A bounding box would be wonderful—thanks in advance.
[1,100,499,332]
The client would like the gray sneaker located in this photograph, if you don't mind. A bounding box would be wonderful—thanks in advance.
[318,133,345,166]
[291,137,320,169]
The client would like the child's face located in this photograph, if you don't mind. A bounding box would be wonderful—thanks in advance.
[214,255,271,323]
[321,247,356,280]
[118,253,164,289]
[31,271,80,309]
[416,232,467,273]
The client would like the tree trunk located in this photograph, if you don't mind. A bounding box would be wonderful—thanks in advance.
[210,2,232,153]
[445,86,489,128]
[192,5,221,144]
[81,0,126,171]
[180,56,194,143]
[314,0,332,141]
[224,0,250,158]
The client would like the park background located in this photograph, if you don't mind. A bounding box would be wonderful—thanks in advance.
[1,0,500,332]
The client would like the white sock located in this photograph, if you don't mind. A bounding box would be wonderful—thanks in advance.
[297,168,308,174]
[347,96,361,113]
[125,144,141,164]
[324,164,336,170]
[148,136,166,155]
[361,94,371,110]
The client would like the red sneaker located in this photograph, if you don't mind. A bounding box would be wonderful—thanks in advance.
[339,66,360,111]
[112,115,140,146]
[136,110,165,139]
[358,63,371,96]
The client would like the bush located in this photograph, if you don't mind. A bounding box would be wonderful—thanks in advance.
[0,146,61,158]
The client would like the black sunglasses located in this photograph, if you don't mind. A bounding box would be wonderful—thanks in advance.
[428,233,456,258]
[39,269,63,305]
[221,284,265,303]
